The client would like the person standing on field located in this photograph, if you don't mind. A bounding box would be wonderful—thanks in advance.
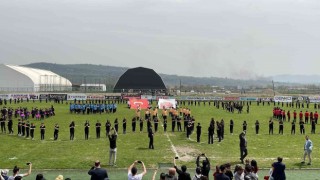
[108,127,117,166]
[230,119,234,135]
[255,120,259,134]
[196,123,201,143]
[239,131,247,164]
[269,118,274,135]
[301,135,313,165]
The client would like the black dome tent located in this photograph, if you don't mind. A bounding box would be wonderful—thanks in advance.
[113,67,166,93]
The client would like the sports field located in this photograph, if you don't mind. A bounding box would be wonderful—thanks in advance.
[1,101,320,179]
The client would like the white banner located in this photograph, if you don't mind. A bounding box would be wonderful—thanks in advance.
[309,96,320,103]
[10,94,29,100]
[274,96,292,103]
[158,99,176,109]
[67,94,87,100]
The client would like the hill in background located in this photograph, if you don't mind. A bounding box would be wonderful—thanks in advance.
[24,62,283,89]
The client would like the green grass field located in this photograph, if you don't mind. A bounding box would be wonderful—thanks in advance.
[1,101,320,179]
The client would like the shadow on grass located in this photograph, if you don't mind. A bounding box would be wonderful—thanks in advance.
[293,162,304,169]
[137,147,150,150]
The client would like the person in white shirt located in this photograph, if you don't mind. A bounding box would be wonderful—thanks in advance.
[8,163,32,180]
[128,160,147,180]
[301,135,313,165]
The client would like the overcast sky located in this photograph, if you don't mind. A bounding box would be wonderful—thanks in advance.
[1,0,320,79]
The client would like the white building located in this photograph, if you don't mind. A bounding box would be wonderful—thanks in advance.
[0,64,72,92]
[80,84,106,92]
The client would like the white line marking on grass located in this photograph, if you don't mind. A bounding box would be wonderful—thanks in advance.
[165,132,180,159]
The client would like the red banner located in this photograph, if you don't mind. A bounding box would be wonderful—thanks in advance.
[129,99,149,109]
[223,97,240,101]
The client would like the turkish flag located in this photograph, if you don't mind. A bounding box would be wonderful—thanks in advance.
[129,99,149,109]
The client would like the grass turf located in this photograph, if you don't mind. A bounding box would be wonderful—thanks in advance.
[1,101,320,172]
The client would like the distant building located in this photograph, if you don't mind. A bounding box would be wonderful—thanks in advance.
[0,64,72,92]
[80,84,106,92]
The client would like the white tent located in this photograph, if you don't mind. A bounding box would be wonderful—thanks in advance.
[0,64,72,92]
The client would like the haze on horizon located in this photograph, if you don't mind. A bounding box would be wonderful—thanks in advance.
[1,0,320,79]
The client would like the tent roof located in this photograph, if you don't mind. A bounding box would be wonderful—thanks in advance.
[5,64,72,85]
[114,67,166,91]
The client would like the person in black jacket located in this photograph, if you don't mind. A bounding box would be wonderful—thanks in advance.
[230,119,234,135]
[239,131,247,164]
[40,123,45,140]
[269,118,274,135]
[114,118,119,133]
[88,160,109,180]
[208,124,214,144]
[69,121,75,140]
[196,123,201,143]
[173,158,191,180]
[272,157,286,180]
[255,120,260,135]
[96,120,101,139]
[85,120,90,140]
[148,125,154,149]
[122,118,127,134]
[196,154,210,178]
[108,128,117,166]
[291,121,295,135]
[53,123,59,140]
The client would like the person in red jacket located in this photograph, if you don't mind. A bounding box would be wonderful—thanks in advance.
[305,111,309,124]
[299,111,303,121]
[294,110,297,122]
[314,111,319,124]
[287,110,291,122]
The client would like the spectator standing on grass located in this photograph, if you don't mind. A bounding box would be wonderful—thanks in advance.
[8,163,32,180]
[96,120,101,139]
[84,120,90,140]
[239,131,248,164]
[108,127,117,166]
[88,160,109,180]
[291,121,295,135]
[148,125,154,149]
[196,123,201,143]
[299,120,305,134]
[173,158,191,180]
[272,157,286,180]
[301,135,313,165]
[230,119,234,135]
[69,121,75,140]
[255,120,259,135]
[269,119,273,135]
[40,123,45,140]
[128,160,147,180]
[53,123,59,140]
[30,123,35,140]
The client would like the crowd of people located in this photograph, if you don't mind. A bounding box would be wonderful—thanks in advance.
[1,99,318,180]
[69,103,117,114]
